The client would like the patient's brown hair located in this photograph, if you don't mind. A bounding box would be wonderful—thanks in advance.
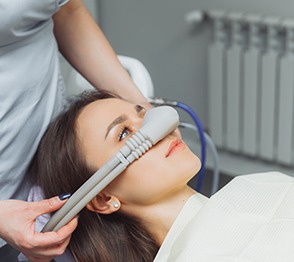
[30,90,159,261]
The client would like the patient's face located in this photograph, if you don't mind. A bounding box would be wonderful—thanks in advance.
[76,98,200,208]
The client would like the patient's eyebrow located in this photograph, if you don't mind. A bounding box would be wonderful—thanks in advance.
[105,114,128,139]
[105,105,145,139]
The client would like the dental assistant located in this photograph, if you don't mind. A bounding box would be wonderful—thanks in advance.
[0,0,149,260]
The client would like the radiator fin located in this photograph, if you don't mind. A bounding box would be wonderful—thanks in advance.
[208,13,294,167]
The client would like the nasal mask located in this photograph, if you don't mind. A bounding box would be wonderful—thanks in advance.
[42,106,179,232]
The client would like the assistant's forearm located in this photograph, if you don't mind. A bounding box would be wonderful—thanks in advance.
[53,1,150,106]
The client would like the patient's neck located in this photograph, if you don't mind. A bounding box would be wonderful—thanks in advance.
[141,186,196,245]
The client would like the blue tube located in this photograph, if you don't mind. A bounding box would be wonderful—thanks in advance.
[175,102,206,192]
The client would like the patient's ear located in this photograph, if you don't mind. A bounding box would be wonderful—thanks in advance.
[86,194,121,214]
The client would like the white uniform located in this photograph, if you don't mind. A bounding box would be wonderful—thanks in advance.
[0,0,69,200]
[155,172,294,262]
[0,0,69,247]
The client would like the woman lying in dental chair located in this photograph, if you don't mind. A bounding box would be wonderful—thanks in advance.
[29,89,294,262]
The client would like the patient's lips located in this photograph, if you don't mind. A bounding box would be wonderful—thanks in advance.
[165,139,185,157]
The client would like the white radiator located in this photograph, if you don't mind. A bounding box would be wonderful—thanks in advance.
[208,11,294,167]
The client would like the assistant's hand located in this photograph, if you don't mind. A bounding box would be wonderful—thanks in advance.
[0,197,78,262]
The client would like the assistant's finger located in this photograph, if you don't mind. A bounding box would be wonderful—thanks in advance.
[31,196,68,216]
[23,235,72,260]
[32,216,78,247]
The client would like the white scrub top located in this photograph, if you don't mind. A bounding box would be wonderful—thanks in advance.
[0,0,69,200]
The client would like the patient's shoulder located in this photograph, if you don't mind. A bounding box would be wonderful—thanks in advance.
[210,171,294,219]
[235,171,294,184]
